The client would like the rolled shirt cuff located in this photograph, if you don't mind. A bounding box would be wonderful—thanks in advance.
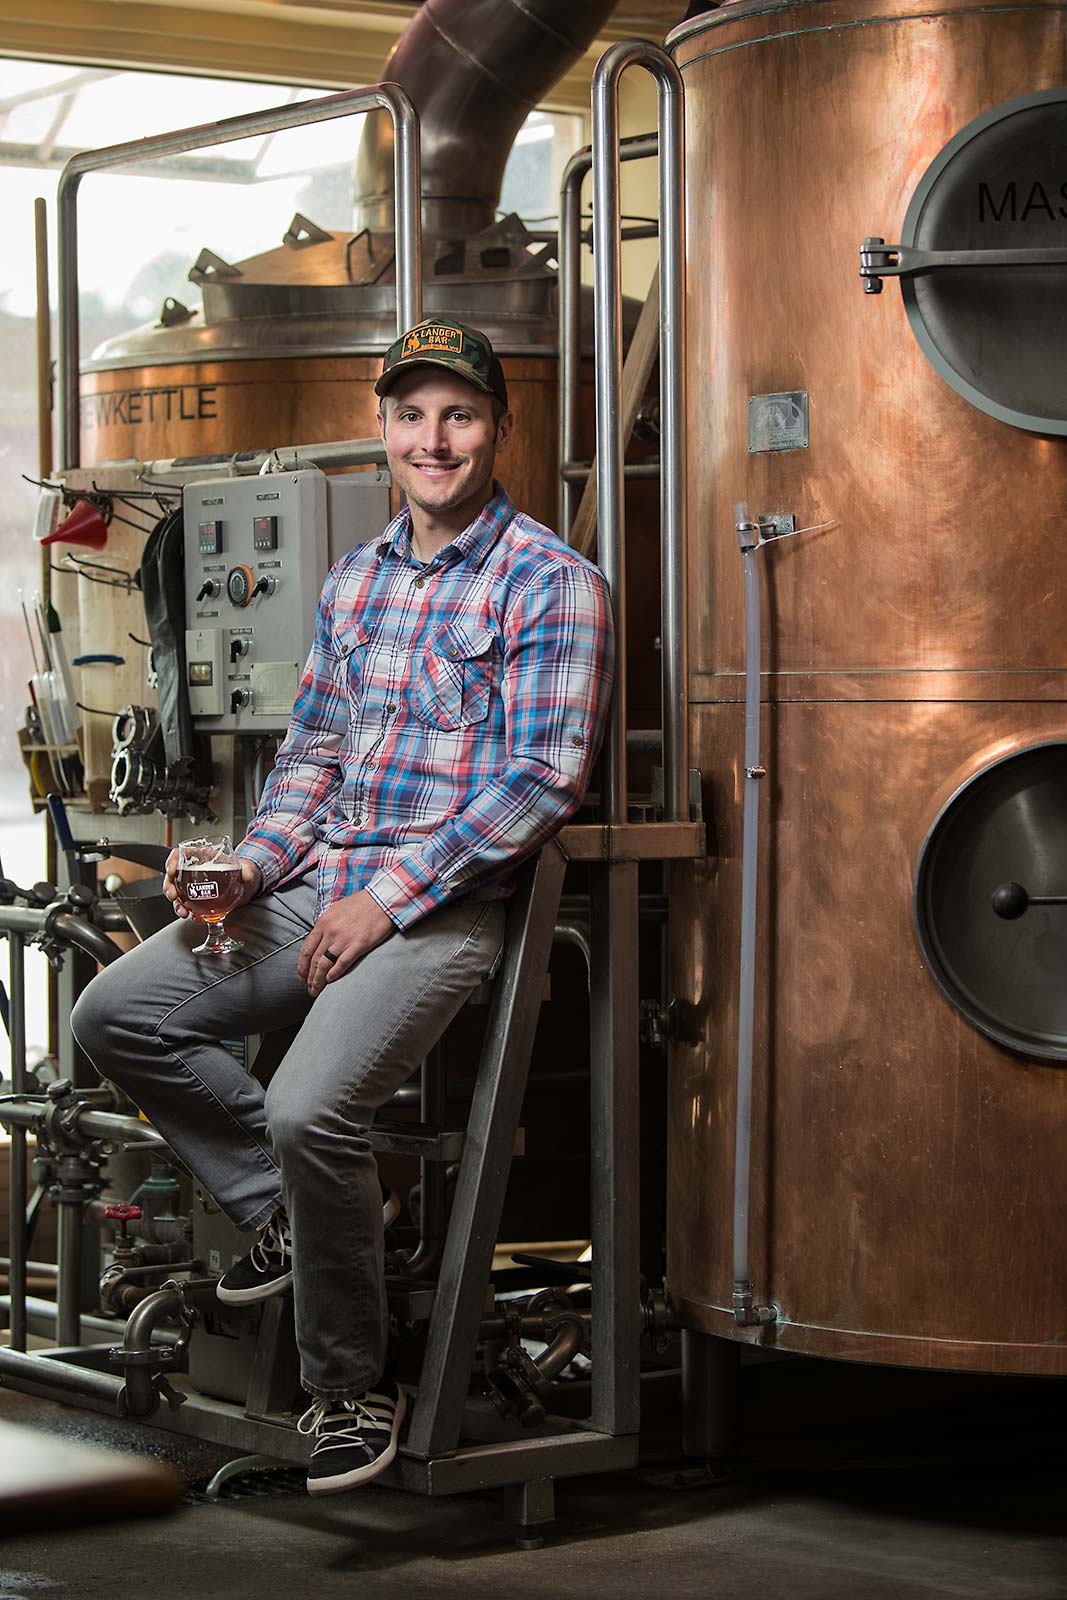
[365,857,452,930]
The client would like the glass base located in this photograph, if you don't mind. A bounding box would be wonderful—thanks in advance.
[192,921,243,955]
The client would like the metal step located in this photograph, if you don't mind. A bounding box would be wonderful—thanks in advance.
[367,1121,524,1162]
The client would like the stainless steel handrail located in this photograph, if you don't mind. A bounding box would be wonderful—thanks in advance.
[57,83,422,469]
[591,42,687,825]
[558,132,659,542]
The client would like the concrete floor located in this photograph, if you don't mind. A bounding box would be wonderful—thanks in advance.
[0,1359,1064,1600]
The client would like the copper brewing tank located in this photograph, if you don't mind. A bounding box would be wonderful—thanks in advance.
[666,0,1067,1373]
[81,255,660,729]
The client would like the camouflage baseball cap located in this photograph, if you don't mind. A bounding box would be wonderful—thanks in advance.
[375,319,508,407]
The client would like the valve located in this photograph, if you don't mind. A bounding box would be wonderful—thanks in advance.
[105,1202,144,1252]
[196,579,221,602]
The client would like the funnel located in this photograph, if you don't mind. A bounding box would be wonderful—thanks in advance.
[43,499,109,550]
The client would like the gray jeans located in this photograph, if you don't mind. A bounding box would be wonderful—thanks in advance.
[70,871,505,1400]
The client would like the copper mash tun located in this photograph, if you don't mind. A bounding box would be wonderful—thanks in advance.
[665,0,1067,1407]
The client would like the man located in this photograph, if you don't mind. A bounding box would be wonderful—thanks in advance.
[71,319,615,1495]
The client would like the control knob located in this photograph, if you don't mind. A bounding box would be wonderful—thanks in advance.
[226,565,256,608]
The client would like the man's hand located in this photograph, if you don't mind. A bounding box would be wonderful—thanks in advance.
[298,889,395,997]
[163,850,262,919]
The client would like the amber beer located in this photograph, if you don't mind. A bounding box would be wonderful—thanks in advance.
[175,863,244,923]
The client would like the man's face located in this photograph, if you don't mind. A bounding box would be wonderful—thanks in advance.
[377,367,511,522]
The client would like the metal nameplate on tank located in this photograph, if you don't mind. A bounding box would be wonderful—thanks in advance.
[747,391,809,453]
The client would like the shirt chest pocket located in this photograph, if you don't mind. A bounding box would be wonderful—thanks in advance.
[413,623,497,731]
[333,617,375,709]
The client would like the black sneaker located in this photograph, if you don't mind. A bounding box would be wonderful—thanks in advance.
[216,1187,398,1307]
[216,1210,292,1305]
[299,1378,407,1495]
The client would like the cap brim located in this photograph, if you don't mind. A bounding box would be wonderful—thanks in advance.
[374,355,494,399]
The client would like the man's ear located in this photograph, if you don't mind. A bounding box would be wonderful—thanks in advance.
[495,410,514,451]
[376,405,386,439]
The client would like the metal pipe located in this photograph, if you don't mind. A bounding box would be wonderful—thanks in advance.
[0,903,120,966]
[396,1047,447,1280]
[534,1314,586,1381]
[387,1067,591,1107]
[58,84,421,468]
[560,460,660,483]
[732,511,775,1329]
[55,1198,82,1348]
[355,0,619,240]
[73,1109,170,1150]
[0,1097,170,1152]
[139,435,389,483]
[554,920,592,986]
[34,196,52,481]
[591,43,687,823]
[0,1293,178,1345]
[0,1346,126,1408]
[559,146,587,543]
[558,133,659,541]
[119,1283,185,1417]
[7,935,27,1352]
[0,1257,56,1277]
[48,910,120,968]
[0,905,53,936]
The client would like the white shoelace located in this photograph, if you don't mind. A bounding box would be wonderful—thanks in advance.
[249,1211,291,1274]
[296,1394,394,1453]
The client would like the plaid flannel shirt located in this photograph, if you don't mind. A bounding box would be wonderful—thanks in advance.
[236,484,615,930]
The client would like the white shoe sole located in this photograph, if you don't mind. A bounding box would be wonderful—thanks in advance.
[306,1387,407,1495]
[216,1268,293,1306]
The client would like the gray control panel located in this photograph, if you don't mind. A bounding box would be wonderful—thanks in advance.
[183,468,391,733]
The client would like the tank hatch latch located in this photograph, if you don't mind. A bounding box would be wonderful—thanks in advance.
[860,234,1067,294]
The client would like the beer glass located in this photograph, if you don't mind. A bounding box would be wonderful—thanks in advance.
[175,836,245,955]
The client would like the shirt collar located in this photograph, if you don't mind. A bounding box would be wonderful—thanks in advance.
[376,482,514,572]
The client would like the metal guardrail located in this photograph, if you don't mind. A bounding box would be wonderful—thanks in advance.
[57,83,423,470]
[591,42,688,825]
[557,131,659,542]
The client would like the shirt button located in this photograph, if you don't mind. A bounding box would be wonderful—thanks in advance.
[386,703,397,714]
[414,577,424,589]
[571,734,584,748]
[448,646,458,658]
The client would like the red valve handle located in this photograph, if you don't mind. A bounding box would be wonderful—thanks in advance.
[105,1204,143,1222]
